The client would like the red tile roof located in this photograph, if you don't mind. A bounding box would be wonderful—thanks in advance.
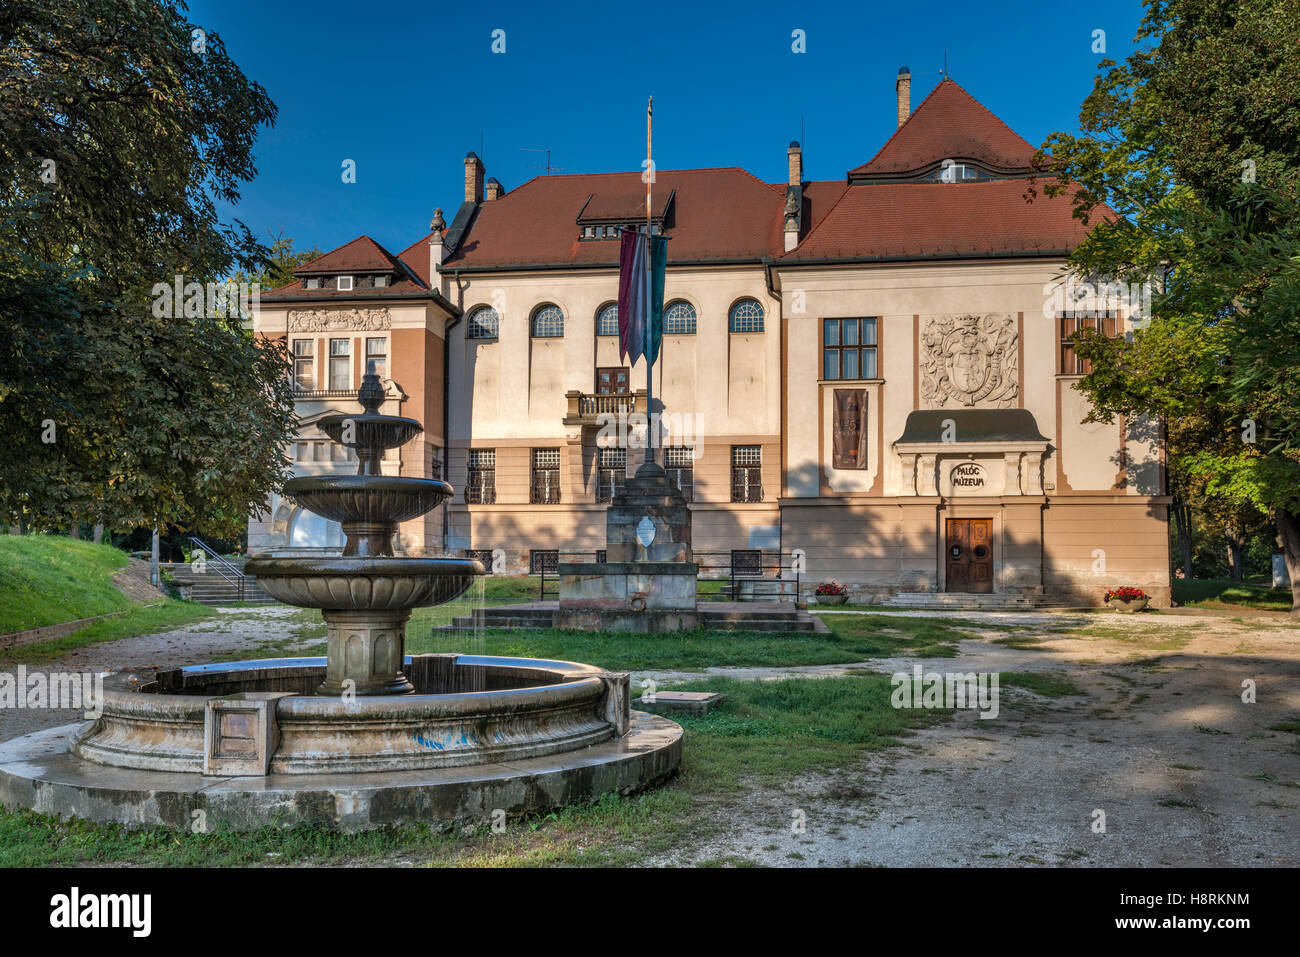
[262,235,438,303]
[850,79,1040,178]
[780,180,1093,262]
[442,168,787,269]
[293,235,406,275]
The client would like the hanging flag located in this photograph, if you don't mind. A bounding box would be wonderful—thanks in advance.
[617,229,648,364]
[644,234,667,365]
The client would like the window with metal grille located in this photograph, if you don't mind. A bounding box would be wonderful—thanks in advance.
[596,302,619,336]
[467,305,499,339]
[729,298,765,333]
[291,339,314,391]
[732,549,763,578]
[365,337,387,378]
[531,304,565,338]
[430,446,443,481]
[328,338,350,390]
[1059,311,1119,374]
[731,445,762,502]
[595,549,607,564]
[467,548,495,573]
[530,550,559,575]
[822,317,878,380]
[596,447,626,503]
[665,446,694,502]
[466,449,495,504]
[531,448,561,503]
[665,300,697,335]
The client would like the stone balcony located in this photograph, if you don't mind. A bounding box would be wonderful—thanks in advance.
[562,389,646,427]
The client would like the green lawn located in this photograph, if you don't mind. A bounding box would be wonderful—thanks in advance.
[0,535,137,634]
[404,611,969,671]
[1172,577,1294,612]
[0,671,944,867]
[0,534,213,657]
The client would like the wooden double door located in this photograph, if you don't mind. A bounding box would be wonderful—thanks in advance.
[945,518,993,593]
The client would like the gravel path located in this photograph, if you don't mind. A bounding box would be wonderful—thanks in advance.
[0,606,313,742]
[643,610,1300,867]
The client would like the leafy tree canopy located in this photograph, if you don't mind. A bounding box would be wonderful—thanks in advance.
[0,0,297,538]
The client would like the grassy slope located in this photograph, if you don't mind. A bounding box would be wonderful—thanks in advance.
[0,534,213,653]
[0,535,137,633]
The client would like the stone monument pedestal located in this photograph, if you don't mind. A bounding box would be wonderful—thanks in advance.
[558,461,699,633]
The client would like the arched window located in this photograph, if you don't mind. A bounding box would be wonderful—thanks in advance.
[531,304,565,338]
[596,302,619,336]
[467,305,499,339]
[664,300,697,335]
[729,298,765,333]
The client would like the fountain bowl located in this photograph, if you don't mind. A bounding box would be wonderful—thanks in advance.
[243,556,482,609]
[282,475,453,526]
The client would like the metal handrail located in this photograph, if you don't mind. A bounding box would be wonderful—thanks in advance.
[185,536,246,601]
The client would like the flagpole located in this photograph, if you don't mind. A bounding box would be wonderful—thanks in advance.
[644,95,655,469]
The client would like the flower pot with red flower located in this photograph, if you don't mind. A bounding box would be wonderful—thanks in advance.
[1105,586,1150,612]
[816,580,849,605]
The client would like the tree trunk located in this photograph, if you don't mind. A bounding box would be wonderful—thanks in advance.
[1225,526,1245,581]
[1172,502,1194,582]
[68,525,80,539]
[1277,508,1300,618]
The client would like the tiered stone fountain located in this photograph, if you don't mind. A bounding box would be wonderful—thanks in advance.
[0,377,681,831]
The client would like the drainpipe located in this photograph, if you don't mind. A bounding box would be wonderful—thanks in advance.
[441,270,467,553]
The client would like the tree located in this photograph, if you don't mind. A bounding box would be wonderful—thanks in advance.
[0,0,297,538]
[1035,0,1300,614]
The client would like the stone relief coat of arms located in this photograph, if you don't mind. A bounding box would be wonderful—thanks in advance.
[919,314,1018,408]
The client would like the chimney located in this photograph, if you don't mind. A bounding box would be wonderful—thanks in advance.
[787,140,802,186]
[896,67,911,128]
[484,177,504,201]
[464,152,484,203]
[428,207,446,293]
[784,141,803,252]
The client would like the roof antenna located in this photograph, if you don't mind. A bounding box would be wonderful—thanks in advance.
[521,147,565,175]
[942,49,948,79]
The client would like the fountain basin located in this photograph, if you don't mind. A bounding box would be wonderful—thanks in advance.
[280,476,454,557]
[71,655,631,775]
[243,556,481,609]
[316,412,422,452]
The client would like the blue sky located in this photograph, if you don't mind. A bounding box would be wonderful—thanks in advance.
[189,0,1148,258]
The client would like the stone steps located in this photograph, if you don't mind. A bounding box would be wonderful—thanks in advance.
[453,603,818,633]
[877,592,1057,611]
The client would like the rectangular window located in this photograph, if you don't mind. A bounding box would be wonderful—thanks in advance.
[430,446,443,481]
[291,339,314,391]
[531,448,561,504]
[466,449,496,504]
[530,549,559,575]
[1059,311,1119,374]
[731,549,763,578]
[665,446,694,502]
[337,275,353,291]
[596,447,627,503]
[730,446,762,503]
[328,338,350,390]
[365,337,387,379]
[822,318,878,381]
[467,548,495,574]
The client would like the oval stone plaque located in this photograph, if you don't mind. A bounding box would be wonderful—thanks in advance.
[636,516,656,547]
[950,462,987,491]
